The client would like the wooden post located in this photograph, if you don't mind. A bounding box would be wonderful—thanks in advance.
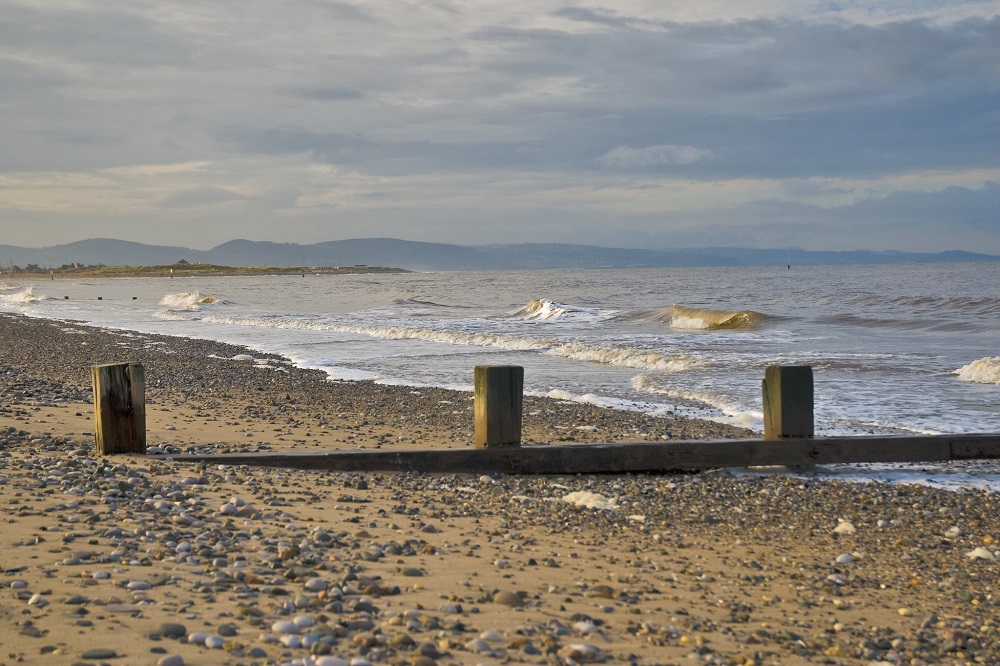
[474,365,523,448]
[92,362,146,455]
[762,365,813,439]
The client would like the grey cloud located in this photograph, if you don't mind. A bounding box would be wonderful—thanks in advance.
[160,187,250,208]
[216,126,372,162]
[658,184,1000,251]
[0,4,195,68]
[291,87,366,101]
[599,145,713,169]
[0,2,997,252]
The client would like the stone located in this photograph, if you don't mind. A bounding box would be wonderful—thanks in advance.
[82,648,118,659]
[493,590,524,607]
[157,623,187,639]
[157,656,185,666]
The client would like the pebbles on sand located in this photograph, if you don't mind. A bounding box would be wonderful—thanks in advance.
[5,313,1000,665]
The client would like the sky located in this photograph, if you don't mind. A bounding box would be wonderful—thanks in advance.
[1,1,998,253]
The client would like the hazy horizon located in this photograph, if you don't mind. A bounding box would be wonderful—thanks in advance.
[1,2,998,254]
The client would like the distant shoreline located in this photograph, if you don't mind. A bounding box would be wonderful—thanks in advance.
[1,264,410,279]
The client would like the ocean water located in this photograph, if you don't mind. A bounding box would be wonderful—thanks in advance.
[2,263,999,442]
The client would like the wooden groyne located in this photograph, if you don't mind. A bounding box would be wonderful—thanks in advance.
[91,361,1000,474]
[168,433,1000,475]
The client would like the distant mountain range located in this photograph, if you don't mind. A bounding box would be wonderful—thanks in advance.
[1,238,997,272]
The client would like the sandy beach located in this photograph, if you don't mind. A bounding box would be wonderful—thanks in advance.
[3,312,1000,666]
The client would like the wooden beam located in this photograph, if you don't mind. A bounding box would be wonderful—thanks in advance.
[763,365,814,439]
[92,362,146,455]
[167,433,1000,475]
[474,365,523,448]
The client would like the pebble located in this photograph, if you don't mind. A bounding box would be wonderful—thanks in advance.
[315,659,349,666]
[204,635,226,649]
[187,631,210,644]
[493,590,524,607]
[82,648,118,659]
[158,623,187,639]
[304,577,328,592]
[157,655,185,666]
[272,620,299,634]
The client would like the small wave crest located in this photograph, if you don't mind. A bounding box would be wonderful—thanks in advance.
[514,299,572,320]
[547,342,700,372]
[892,295,1000,315]
[159,292,228,311]
[669,305,765,330]
[0,287,48,306]
[393,297,450,308]
[954,357,1000,385]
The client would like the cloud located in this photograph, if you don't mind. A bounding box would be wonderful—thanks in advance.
[599,145,712,169]
[0,1,997,251]
[159,186,250,208]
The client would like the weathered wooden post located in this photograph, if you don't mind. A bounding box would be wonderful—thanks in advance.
[474,365,523,448]
[762,365,813,439]
[92,362,146,455]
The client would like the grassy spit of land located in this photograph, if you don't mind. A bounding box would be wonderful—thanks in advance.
[5,263,409,279]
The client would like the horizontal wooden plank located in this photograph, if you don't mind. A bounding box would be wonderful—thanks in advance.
[166,433,1000,475]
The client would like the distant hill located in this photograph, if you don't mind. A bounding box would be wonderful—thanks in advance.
[1,237,997,272]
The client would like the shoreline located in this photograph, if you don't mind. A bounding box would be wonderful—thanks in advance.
[0,312,752,453]
[3,313,1000,665]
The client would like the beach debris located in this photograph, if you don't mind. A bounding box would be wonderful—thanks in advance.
[966,547,997,561]
[833,519,857,535]
[561,491,619,510]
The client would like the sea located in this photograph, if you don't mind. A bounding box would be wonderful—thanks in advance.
[3,261,999,489]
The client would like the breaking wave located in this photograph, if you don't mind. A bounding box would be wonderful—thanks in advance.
[668,305,766,330]
[954,357,1000,384]
[514,299,573,320]
[0,287,48,306]
[158,292,229,311]
[512,298,609,322]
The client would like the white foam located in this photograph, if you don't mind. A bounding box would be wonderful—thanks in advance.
[516,299,571,320]
[0,287,47,306]
[633,375,764,430]
[545,389,577,402]
[737,462,1000,493]
[159,292,227,311]
[954,356,1000,384]
[670,316,711,330]
[152,312,703,374]
[562,491,619,510]
[548,342,700,372]
[513,298,610,322]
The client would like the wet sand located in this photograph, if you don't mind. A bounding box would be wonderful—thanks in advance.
[3,313,1000,665]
